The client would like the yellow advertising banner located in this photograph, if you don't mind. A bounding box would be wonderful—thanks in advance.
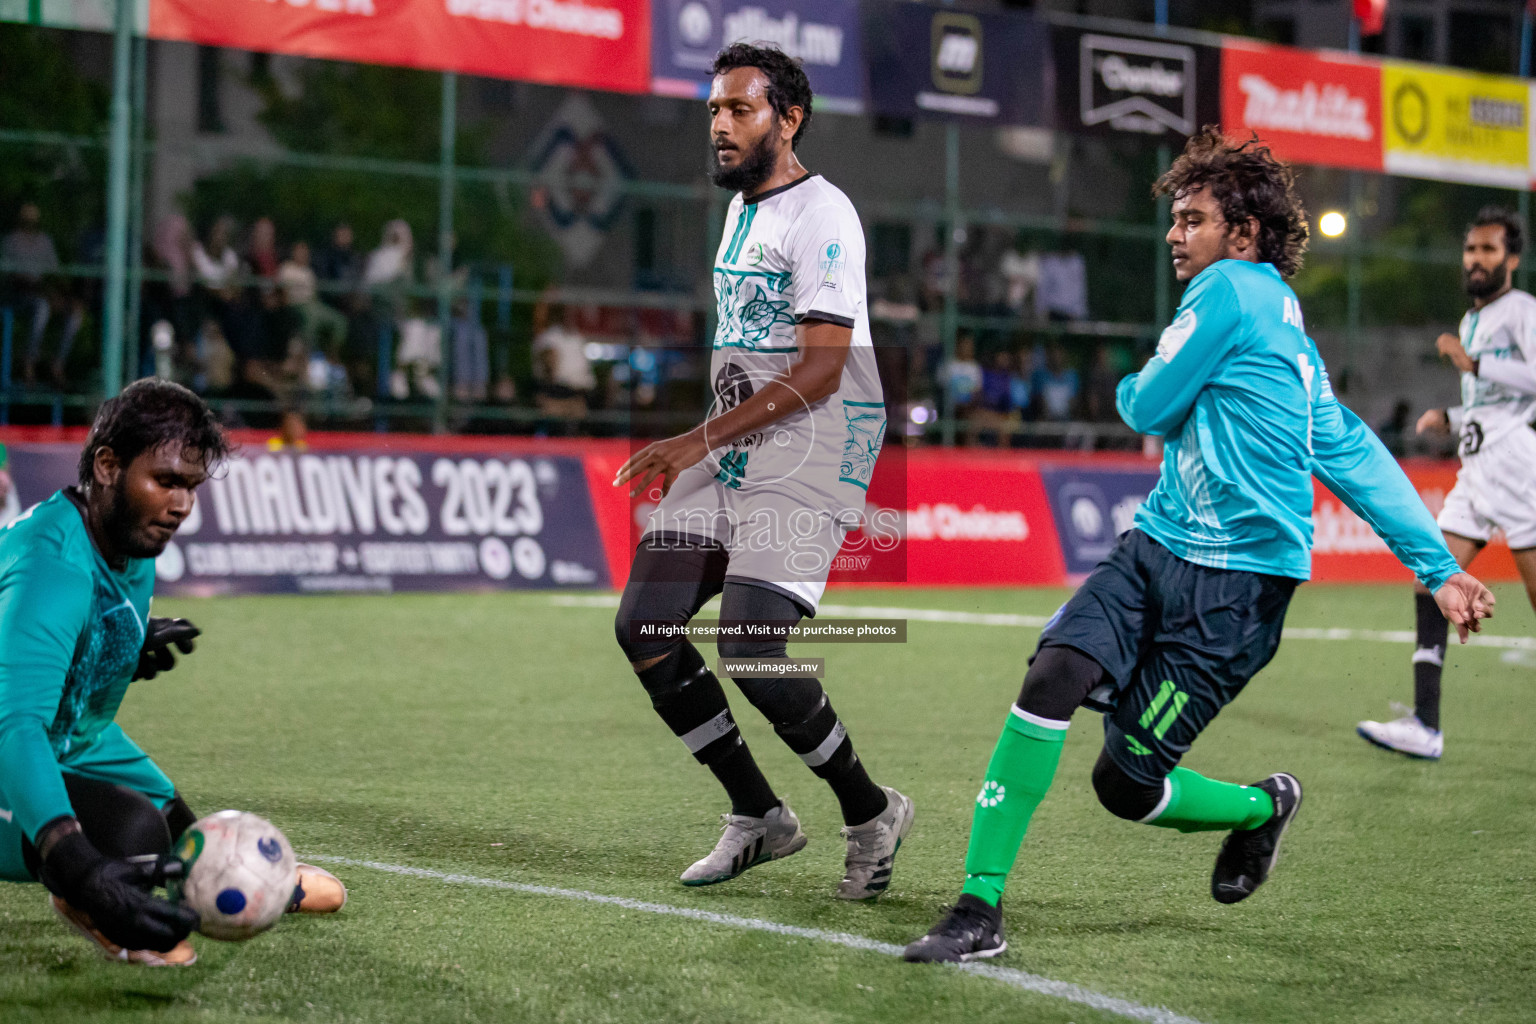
[1382,61,1529,188]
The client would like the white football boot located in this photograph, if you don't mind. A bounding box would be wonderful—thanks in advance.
[680,800,807,886]
[836,786,915,900]
[1357,704,1443,760]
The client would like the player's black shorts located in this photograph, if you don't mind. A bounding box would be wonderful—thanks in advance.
[1037,529,1298,786]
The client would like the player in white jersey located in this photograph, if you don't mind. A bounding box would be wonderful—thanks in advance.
[1359,207,1536,759]
[609,44,912,900]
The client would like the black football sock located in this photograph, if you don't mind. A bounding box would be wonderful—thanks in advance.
[773,691,889,826]
[1413,590,1447,732]
[638,644,779,818]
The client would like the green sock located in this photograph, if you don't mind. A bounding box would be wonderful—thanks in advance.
[1144,767,1275,833]
[959,707,1069,907]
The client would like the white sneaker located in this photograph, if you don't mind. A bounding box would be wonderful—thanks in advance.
[836,786,915,900]
[679,800,807,886]
[1357,704,1443,760]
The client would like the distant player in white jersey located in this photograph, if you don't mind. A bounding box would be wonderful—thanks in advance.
[1359,207,1536,759]
[610,44,912,899]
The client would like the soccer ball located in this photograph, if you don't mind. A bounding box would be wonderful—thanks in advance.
[170,810,297,941]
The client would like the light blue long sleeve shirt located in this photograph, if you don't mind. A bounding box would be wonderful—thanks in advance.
[1117,259,1459,590]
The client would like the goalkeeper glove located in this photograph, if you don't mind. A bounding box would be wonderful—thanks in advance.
[35,817,199,952]
[133,618,201,681]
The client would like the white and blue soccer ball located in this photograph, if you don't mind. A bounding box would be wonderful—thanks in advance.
[171,810,297,941]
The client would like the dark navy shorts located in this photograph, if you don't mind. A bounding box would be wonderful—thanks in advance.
[1037,529,1298,786]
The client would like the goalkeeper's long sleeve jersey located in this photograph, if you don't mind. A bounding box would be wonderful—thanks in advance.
[1117,259,1460,591]
[0,489,153,841]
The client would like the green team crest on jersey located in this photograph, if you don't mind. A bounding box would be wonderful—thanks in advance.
[714,269,795,349]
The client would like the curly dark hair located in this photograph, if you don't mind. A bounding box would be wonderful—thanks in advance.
[711,42,813,149]
[1154,127,1310,278]
[78,377,231,487]
[1470,205,1524,256]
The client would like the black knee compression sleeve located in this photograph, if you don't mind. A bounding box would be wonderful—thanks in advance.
[1017,645,1109,722]
[637,641,743,766]
[1091,748,1165,821]
[20,775,174,879]
[613,539,729,663]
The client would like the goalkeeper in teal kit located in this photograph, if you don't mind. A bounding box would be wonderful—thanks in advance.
[0,378,342,966]
[906,130,1498,963]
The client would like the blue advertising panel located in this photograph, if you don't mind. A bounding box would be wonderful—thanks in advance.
[1038,464,1159,576]
[861,1,1049,124]
[5,445,610,596]
[652,0,865,112]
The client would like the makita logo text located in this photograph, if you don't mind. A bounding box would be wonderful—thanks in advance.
[1238,74,1372,140]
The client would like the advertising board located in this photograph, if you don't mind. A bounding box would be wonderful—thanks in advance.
[862,2,1048,125]
[1381,60,1529,188]
[148,0,651,94]
[1220,40,1383,171]
[651,0,863,111]
[5,442,612,595]
[1055,27,1219,142]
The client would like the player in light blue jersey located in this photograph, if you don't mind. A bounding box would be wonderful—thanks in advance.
[906,129,1496,964]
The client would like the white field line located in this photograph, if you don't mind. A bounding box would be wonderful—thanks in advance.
[549,594,1536,651]
[309,855,1207,1024]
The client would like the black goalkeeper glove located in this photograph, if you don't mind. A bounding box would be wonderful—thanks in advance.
[35,818,200,952]
[133,618,201,681]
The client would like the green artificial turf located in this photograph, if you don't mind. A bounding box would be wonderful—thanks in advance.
[1,585,1531,1023]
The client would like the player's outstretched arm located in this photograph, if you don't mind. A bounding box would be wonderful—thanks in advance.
[614,320,852,497]
[1310,383,1474,602]
[1432,571,1497,644]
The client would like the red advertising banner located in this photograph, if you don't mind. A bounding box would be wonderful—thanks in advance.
[1220,39,1383,171]
[855,449,1066,587]
[148,0,651,94]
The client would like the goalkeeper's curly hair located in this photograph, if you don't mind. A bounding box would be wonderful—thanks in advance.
[1154,126,1310,279]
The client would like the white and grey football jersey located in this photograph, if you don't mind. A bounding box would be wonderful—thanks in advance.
[705,173,884,503]
[1452,288,1536,453]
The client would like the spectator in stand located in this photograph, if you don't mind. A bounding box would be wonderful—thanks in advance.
[2,202,82,387]
[314,222,362,309]
[278,240,348,365]
[941,330,982,432]
[391,299,441,400]
[143,214,197,377]
[1376,399,1414,458]
[194,216,267,390]
[1031,342,1081,422]
[450,296,489,403]
[1083,342,1121,423]
[246,216,280,280]
[363,219,414,325]
[532,300,595,431]
[970,349,1019,447]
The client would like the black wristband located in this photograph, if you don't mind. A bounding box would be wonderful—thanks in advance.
[34,815,82,862]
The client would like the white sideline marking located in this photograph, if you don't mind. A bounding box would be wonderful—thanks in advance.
[308,855,1207,1024]
[550,594,1536,651]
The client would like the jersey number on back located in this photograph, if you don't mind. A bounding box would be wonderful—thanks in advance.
[1295,352,1316,455]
